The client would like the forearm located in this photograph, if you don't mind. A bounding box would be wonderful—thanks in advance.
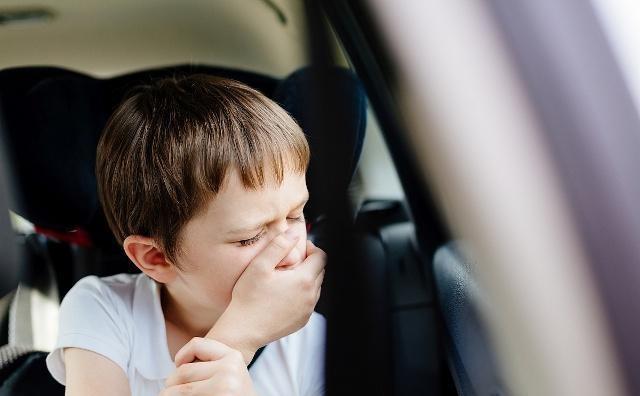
[205,308,260,365]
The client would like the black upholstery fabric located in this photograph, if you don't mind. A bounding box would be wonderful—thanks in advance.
[9,77,107,230]
[433,242,508,396]
[0,345,33,379]
[273,66,366,223]
[0,348,63,396]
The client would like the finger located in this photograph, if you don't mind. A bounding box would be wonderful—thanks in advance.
[277,240,316,271]
[276,242,304,268]
[315,270,324,303]
[278,240,310,270]
[306,240,326,261]
[174,337,232,367]
[315,268,325,288]
[165,360,219,387]
[160,379,209,396]
[298,244,326,278]
[250,232,300,271]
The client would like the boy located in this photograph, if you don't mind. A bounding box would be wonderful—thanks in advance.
[45,75,327,395]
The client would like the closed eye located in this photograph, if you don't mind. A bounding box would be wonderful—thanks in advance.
[238,230,266,247]
[287,214,305,223]
[237,213,304,247]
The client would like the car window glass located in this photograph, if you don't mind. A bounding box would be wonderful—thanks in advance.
[592,0,640,115]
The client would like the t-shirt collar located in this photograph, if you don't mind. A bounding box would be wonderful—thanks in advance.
[132,274,176,380]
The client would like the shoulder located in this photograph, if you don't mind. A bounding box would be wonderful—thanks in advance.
[56,273,149,340]
[55,272,146,341]
[59,273,144,321]
[63,273,140,308]
[47,273,145,386]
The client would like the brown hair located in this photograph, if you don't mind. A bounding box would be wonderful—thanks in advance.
[96,75,310,264]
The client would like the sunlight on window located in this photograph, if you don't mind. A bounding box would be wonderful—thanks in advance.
[592,0,640,115]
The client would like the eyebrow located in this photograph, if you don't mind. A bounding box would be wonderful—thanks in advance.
[226,193,310,236]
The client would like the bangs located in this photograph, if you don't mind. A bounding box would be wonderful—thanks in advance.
[189,77,310,201]
[231,117,310,189]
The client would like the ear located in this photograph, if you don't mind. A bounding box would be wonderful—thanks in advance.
[123,235,177,283]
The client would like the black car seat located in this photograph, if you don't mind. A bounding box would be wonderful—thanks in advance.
[0,64,366,395]
[433,242,509,395]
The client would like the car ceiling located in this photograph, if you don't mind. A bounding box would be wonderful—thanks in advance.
[0,0,308,77]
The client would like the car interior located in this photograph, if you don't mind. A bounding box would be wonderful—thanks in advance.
[0,1,507,395]
[0,61,374,393]
[6,0,634,395]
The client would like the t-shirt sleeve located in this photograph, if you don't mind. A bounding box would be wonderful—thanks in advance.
[45,275,131,386]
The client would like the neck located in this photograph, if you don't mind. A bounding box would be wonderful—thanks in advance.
[160,284,224,337]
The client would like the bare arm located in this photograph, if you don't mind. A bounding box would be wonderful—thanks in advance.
[64,348,131,396]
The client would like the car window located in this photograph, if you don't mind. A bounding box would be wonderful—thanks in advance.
[326,26,405,207]
[591,0,640,114]
[356,105,405,202]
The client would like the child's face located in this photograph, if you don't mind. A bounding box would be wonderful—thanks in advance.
[170,167,309,313]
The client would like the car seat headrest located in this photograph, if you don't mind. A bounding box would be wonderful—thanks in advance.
[0,65,366,247]
[274,67,367,221]
[14,77,108,229]
[0,138,21,295]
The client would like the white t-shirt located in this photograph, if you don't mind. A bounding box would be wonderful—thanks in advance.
[46,273,326,396]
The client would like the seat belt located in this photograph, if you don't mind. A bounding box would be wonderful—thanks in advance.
[247,345,266,370]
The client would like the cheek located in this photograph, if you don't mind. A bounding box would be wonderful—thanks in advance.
[227,248,258,275]
[197,247,256,305]
[198,247,256,291]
